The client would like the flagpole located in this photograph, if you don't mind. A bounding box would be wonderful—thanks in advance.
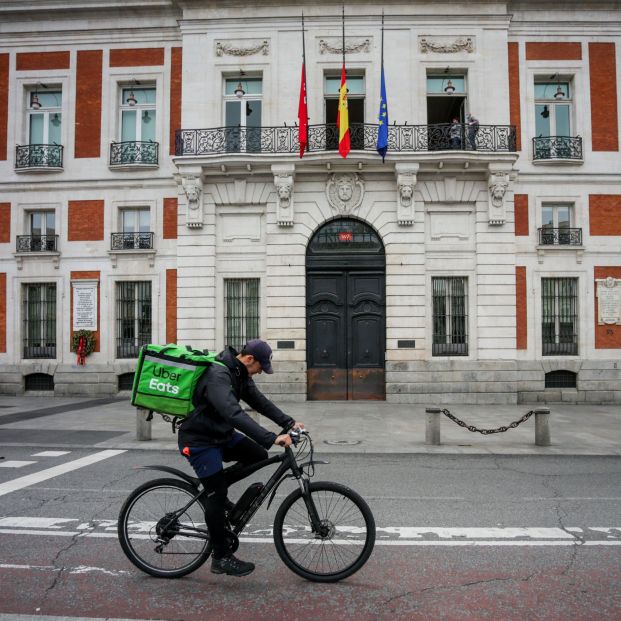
[381,10,384,68]
[342,4,345,67]
[302,12,306,76]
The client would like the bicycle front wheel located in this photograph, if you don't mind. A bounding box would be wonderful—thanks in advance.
[273,481,375,582]
[118,478,210,578]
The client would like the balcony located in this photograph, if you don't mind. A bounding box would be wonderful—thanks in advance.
[175,123,516,156]
[16,235,58,252]
[111,232,154,250]
[538,227,582,246]
[15,144,63,171]
[109,232,155,268]
[532,136,583,163]
[109,141,159,168]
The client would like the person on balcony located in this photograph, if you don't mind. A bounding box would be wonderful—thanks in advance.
[467,113,479,150]
[449,118,462,149]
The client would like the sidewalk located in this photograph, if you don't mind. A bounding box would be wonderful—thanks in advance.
[0,395,619,455]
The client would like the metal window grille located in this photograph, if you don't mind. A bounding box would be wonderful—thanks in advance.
[116,281,152,358]
[432,277,468,356]
[25,373,54,391]
[118,372,135,391]
[542,278,578,356]
[224,278,260,351]
[545,370,577,388]
[22,283,56,359]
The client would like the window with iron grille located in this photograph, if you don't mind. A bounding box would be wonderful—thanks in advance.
[542,278,578,355]
[25,373,54,391]
[432,277,468,356]
[545,370,577,388]
[224,278,259,351]
[117,372,135,391]
[116,281,152,358]
[22,283,56,359]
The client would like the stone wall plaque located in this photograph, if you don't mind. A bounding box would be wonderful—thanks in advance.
[597,278,621,325]
[72,281,98,331]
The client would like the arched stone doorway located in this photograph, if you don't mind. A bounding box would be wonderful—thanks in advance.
[306,218,386,400]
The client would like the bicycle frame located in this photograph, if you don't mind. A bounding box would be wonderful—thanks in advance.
[141,443,323,544]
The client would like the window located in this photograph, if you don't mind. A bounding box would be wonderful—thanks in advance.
[118,208,152,249]
[540,203,581,245]
[426,74,466,125]
[535,81,572,138]
[121,87,156,142]
[116,281,152,358]
[118,372,135,391]
[22,283,56,359]
[224,76,262,152]
[324,74,364,149]
[25,373,55,391]
[542,278,578,355]
[432,277,468,356]
[224,279,259,350]
[28,89,62,145]
[26,211,56,251]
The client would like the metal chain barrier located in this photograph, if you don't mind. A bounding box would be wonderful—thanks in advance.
[440,408,535,435]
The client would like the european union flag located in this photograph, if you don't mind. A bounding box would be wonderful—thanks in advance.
[376,65,389,162]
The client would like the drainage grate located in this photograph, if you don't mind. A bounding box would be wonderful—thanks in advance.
[118,372,135,391]
[24,373,54,391]
[545,370,577,388]
[323,439,361,446]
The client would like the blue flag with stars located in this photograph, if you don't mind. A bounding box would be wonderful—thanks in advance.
[376,65,389,161]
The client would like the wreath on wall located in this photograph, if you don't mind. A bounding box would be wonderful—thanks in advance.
[71,330,97,365]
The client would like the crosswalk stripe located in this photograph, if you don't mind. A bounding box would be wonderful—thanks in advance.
[0,450,126,497]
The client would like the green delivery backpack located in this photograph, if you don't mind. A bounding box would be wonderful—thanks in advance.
[131,344,224,426]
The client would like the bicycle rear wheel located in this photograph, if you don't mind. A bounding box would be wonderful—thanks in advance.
[118,478,210,578]
[273,481,375,583]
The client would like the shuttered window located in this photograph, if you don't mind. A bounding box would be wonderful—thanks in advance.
[23,283,56,359]
[432,277,468,356]
[116,281,152,358]
[224,278,259,351]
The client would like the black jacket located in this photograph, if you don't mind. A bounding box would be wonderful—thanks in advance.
[178,347,294,449]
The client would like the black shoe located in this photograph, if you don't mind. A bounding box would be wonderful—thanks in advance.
[211,553,255,577]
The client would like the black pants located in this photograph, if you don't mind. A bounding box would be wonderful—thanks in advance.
[199,436,268,558]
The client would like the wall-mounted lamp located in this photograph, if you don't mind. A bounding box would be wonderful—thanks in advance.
[550,73,565,100]
[234,70,246,98]
[142,110,151,123]
[126,79,140,106]
[444,80,455,95]
[51,113,61,127]
[31,83,47,110]
[540,105,550,118]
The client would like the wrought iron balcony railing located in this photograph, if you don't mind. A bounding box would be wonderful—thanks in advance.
[538,227,582,246]
[111,232,154,250]
[15,144,63,169]
[532,136,583,161]
[17,235,59,252]
[175,123,516,156]
[110,141,159,166]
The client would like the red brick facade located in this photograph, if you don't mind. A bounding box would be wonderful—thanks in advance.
[68,200,104,241]
[70,271,100,352]
[109,48,165,67]
[589,195,621,236]
[0,203,10,243]
[16,51,70,71]
[166,269,177,344]
[170,47,182,156]
[508,42,521,151]
[0,54,8,161]
[594,267,621,349]
[75,50,103,158]
[525,42,582,60]
[516,266,527,350]
[163,198,178,239]
[0,273,6,353]
[589,43,619,152]
[514,194,529,236]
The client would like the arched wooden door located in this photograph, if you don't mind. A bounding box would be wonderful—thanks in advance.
[306,219,386,400]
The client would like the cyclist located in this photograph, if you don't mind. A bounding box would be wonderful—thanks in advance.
[178,338,303,577]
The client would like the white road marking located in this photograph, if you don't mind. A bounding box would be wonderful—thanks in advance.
[31,451,71,457]
[0,562,129,576]
[0,461,37,468]
[0,450,126,497]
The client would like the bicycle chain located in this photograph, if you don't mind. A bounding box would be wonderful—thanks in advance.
[440,408,535,435]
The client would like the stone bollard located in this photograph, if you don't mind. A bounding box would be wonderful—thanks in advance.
[534,407,551,446]
[136,408,152,441]
[425,407,442,445]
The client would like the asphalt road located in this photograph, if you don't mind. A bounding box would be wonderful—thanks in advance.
[0,445,620,621]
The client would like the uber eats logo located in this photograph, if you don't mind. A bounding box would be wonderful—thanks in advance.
[149,365,182,395]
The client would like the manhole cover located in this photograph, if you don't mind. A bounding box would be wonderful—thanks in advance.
[323,439,361,446]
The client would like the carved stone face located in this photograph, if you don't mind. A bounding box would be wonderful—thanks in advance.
[278,184,291,200]
[400,184,413,200]
[337,180,353,202]
[185,183,200,202]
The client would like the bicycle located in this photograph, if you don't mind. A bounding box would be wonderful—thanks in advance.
[117,428,375,583]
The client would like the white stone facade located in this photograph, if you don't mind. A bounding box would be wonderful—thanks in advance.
[0,0,620,404]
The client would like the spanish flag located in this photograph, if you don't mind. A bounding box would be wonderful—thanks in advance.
[337,64,350,158]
